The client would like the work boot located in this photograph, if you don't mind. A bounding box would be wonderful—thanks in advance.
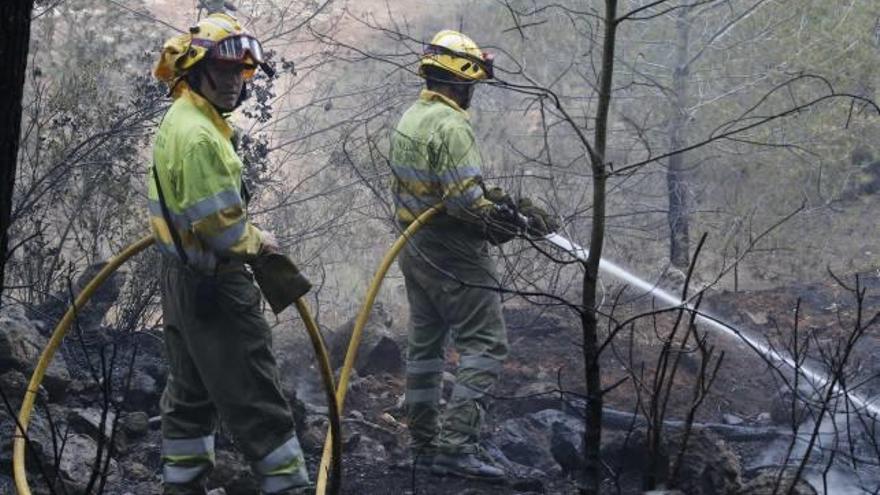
[431,451,505,481]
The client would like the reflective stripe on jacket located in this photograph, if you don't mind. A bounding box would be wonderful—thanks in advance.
[148,83,262,272]
[390,89,493,224]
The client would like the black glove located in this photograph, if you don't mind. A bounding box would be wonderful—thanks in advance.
[484,186,514,208]
[480,186,519,245]
[517,197,559,236]
[485,203,520,245]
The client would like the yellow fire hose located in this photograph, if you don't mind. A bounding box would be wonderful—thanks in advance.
[314,206,441,494]
[12,235,343,495]
[295,298,342,495]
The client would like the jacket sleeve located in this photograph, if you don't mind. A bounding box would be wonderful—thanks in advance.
[434,119,494,222]
[178,136,263,260]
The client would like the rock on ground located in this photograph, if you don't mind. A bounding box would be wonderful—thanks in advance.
[125,368,161,414]
[121,411,150,438]
[0,406,56,474]
[67,407,117,441]
[29,262,127,340]
[56,433,121,493]
[326,303,402,376]
[491,408,585,475]
[0,303,71,400]
[0,474,13,494]
[1,369,45,405]
[603,427,743,495]
[769,387,812,427]
[739,468,817,495]
[67,407,129,453]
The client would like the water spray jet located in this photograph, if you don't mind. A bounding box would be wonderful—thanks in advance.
[545,233,880,419]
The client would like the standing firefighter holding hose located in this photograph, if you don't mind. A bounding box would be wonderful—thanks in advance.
[149,13,312,495]
[390,30,559,481]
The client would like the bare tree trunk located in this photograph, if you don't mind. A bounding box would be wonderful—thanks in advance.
[0,0,35,304]
[667,6,691,270]
[581,1,618,493]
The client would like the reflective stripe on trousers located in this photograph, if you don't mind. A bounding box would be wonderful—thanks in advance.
[450,353,503,401]
[252,434,309,493]
[162,435,215,484]
[406,354,503,403]
[405,357,444,405]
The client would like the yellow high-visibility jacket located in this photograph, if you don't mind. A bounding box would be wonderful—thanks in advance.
[390,89,493,225]
[148,83,262,271]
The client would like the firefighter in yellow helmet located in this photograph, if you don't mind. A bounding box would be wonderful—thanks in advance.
[150,13,310,495]
[390,30,558,481]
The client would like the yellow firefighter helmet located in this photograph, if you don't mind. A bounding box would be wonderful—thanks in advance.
[419,30,494,81]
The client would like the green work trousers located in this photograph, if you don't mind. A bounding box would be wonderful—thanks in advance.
[159,259,307,493]
[398,222,509,455]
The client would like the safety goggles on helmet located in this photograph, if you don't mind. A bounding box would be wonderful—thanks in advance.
[191,34,276,78]
[424,44,495,80]
[209,34,265,65]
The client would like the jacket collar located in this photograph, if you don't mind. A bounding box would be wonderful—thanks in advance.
[419,89,469,119]
[174,81,234,140]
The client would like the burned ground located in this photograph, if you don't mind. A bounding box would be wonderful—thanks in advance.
[3,269,880,494]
